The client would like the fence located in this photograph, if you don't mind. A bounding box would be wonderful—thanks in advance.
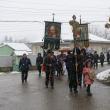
[0,55,37,72]
[0,56,13,67]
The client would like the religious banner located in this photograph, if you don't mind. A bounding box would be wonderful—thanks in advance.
[44,21,61,50]
[73,23,89,48]
[79,23,89,48]
[69,15,80,39]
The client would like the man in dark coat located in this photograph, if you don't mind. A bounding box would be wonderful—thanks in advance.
[44,50,55,89]
[100,52,105,67]
[65,51,73,80]
[65,50,78,93]
[93,51,99,69]
[56,60,62,78]
[36,53,43,77]
[107,52,110,64]
[19,54,31,84]
[77,50,84,87]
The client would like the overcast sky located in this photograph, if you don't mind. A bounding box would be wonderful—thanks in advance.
[0,0,110,42]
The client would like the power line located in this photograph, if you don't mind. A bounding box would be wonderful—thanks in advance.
[0,9,109,18]
[0,4,109,12]
[0,0,64,7]
[0,5,53,14]
[0,4,109,18]
[0,20,108,24]
[0,20,43,23]
[0,0,109,11]
[0,29,44,32]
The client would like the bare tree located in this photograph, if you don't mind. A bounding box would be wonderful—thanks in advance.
[4,36,8,42]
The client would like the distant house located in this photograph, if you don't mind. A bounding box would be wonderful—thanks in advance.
[0,43,32,55]
[29,34,110,55]
[0,43,32,71]
[63,34,110,53]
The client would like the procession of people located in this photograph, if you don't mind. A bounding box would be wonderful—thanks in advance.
[18,15,110,97]
[18,47,110,97]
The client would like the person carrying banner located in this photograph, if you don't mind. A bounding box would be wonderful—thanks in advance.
[44,50,55,89]
[65,49,78,93]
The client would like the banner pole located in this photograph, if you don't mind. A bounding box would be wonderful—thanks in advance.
[52,13,55,22]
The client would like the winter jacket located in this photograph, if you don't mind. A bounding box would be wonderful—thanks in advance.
[100,54,105,62]
[36,56,43,67]
[19,58,31,71]
[83,67,94,85]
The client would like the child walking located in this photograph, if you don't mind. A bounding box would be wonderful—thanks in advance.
[83,60,95,96]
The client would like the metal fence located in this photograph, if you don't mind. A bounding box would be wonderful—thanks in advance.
[0,55,37,68]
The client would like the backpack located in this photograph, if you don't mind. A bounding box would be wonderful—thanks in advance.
[89,69,96,80]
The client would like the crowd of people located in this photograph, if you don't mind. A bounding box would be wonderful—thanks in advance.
[19,48,110,96]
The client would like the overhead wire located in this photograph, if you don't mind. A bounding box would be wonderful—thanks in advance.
[0,0,109,39]
[0,0,109,30]
[0,0,64,7]
[0,4,109,12]
[0,0,109,10]
[0,1,109,18]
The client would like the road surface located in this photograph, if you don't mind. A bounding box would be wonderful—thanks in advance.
[0,65,110,110]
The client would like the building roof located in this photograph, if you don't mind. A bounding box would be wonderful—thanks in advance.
[63,33,110,42]
[14,51,29,56]
[89,34,110,42]
[3,43,32,52]
[30,34,110,43]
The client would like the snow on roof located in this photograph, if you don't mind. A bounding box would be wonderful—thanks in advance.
[14,51,29,56]
[62,33,110,42]
[0,44,5,48]
[30,33,110,43]
[3,43,32,52]
[89,34,109,42]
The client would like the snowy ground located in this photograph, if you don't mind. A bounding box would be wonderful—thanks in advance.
[96,69,110,83]
[0,72,6,75]
[10,71,21,74]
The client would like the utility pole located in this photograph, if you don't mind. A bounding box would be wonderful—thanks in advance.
[80,15,82,24]
[52,13,55,22]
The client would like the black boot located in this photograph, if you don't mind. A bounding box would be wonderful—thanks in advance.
[74,90,78,94]
[45,81,48,88]
[51,86,54,89]
[87,85,92,96]
[22,77,24,84]
[70,88,72,92]
[25,79,27,83]
[87,92,92,96]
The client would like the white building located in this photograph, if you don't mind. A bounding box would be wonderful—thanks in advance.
[0,43,32,71]
[29,34,110,55]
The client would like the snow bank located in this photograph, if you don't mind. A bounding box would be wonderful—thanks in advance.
[96,69,110,83]
[10,71,21,74]
[0,72,6,75]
